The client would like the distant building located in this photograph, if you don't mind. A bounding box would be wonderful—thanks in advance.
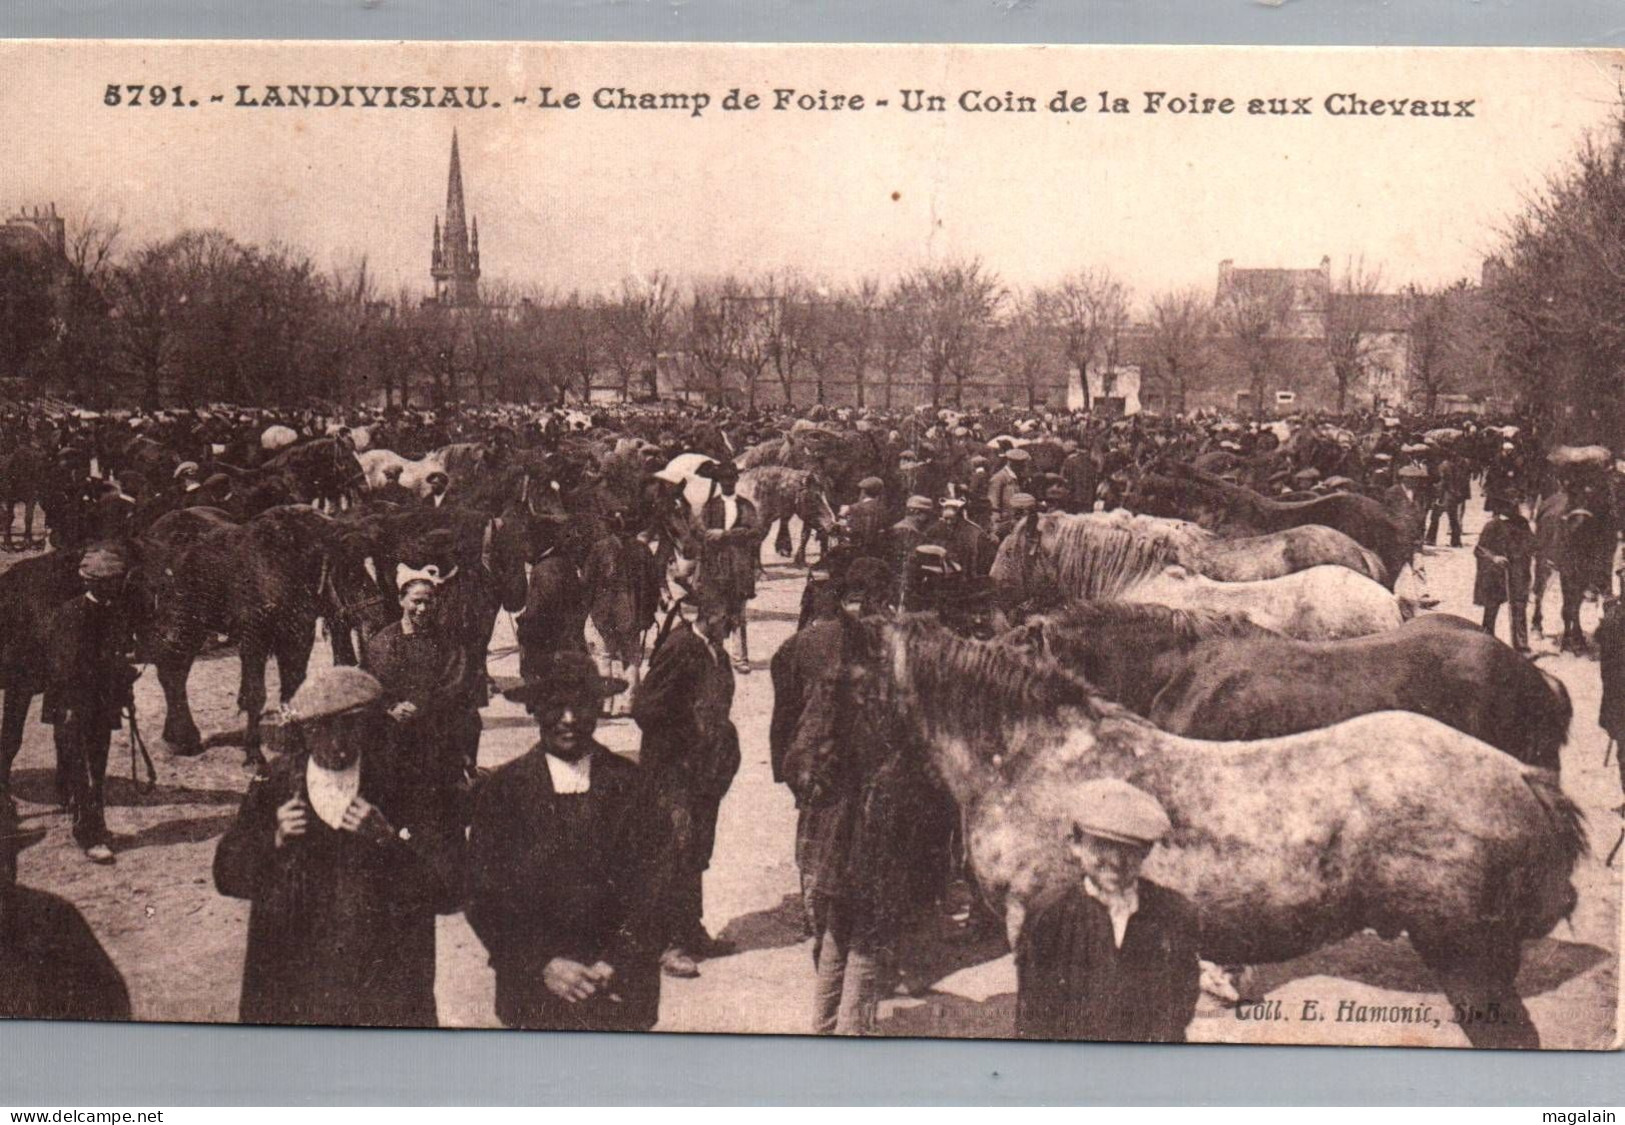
[428,131,481,307]
[1,203,67,261]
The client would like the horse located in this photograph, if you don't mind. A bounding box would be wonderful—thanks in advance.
[853,615,1585,1049]
[1001,602,1270,716]
[1011,606,1570,771]
[1532,486,1617,652]
[0,440,49,550]
[358,448,447,498]
[989,518,1406,640]
[1126,467,1411,589]
[740,465,840,566]
[582,523,663,714]
[146,505,369,764]
[997,509,1387,592]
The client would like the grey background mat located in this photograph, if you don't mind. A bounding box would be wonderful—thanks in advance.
[2,0,1624,1105]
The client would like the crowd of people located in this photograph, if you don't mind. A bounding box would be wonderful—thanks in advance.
[0,393,1614,1043]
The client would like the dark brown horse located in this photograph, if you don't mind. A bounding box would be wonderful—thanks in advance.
[1012,606,1571,771]
[1126,465,1410,588]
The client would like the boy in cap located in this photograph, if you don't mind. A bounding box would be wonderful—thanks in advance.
[1016,778,1200,1043]
[41,545,142,863]
[469,654,666,1030]
[214,667,463,1027]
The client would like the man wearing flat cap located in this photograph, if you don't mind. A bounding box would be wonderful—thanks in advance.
[469,654,667,1030]
[887,496,937,608]
[842,477,890,564]
[1016,778,1200,1043]
[0,802,130,1021]
[927,494,995,578]
[214,667,464,1027]
[41,545,142,863]
[987,447,1030,538]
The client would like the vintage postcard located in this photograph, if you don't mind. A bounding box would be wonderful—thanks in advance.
[0,40,1619,1052]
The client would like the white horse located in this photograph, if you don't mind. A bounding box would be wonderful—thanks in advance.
[1122,564,1404,640]
[358,448,446,497]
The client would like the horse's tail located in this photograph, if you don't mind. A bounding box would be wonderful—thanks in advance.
[1511,769,1587,937]
[1520,665,1573,773]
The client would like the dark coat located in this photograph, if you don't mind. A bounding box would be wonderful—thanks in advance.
[844,496,890,559]
[694,492,759,611]
[926,515,995,576]
[1475,513,1535,606]
[41,593,139,730]
[516,550,588,676]
[466,744,666,1032]
[631,621,737,786]
[363,621,476,791]
[0,885,131,1022]
[774,615,919,939]
[1597,600,1625,743]
[212,746,463,1028]
[1015,879,1201,1044]
[583,531,662,655]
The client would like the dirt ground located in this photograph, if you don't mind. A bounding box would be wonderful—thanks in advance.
[7,489,1621,1048]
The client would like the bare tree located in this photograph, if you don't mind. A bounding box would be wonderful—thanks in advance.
[684,277,745,405]
[1145,287,1216,414]
[1402,282,1457,414]
[999,288,1060,408]
[1039,267,1131,409]
[894,258,1004,407]
[621,271,678,399]
[1321,257,1386,412]
[1216,271,1294,418]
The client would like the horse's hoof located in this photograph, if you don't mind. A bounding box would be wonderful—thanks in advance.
[243,750,265,768]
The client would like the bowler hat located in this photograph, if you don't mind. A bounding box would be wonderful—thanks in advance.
[1010,492,1037,512]
[1068,778,1172,846]
[502,652,628,709]
[905,495,934,512]
[696,459,740,481]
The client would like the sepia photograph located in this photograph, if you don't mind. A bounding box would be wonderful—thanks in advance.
[0,39,1620,1054]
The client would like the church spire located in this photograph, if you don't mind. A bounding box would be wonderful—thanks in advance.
[430,129,480,306]
[444,129,467,243]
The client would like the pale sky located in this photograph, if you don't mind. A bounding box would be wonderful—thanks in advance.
[4,41,1620,305]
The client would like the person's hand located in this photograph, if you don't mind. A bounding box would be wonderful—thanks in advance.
[543,957,601,1004]
[340,797,395,843]
[388,701,418,723]
[1492,554,1509,567]
[274,794,309,848]
[705,528,725,542]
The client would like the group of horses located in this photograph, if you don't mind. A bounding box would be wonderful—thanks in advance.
[779,454,1582,1049]
[0,411,1600,1048]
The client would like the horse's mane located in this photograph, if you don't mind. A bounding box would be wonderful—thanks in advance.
[737,437,792,469]
[741,464,808,494]
[1039,511,1197,599]
[1031,600,1274,646]
[880,615,1132,747]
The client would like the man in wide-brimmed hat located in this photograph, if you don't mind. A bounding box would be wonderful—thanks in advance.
[1015,778,1199,1044]
[214,666,463,1027]
[468,653,666,1031]
[0,803,130,1021]
[692,458,759,673]
[39,545,141,863]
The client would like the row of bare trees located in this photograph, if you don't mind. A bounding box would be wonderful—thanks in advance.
[0,213,1508,412]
